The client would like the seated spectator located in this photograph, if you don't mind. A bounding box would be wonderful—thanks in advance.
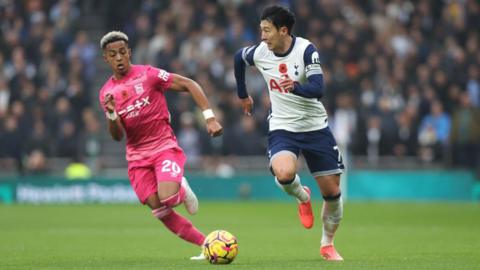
[25,149,49,175]
[418,100,451,162]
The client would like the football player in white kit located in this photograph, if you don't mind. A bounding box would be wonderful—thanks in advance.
[233,5,344,261]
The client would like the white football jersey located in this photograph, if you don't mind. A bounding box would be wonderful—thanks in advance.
[241,36,328,132]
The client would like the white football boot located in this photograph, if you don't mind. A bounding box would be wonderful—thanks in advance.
[190,252,206,261]
[181,177,199,215]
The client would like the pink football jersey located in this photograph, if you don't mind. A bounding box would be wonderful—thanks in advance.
[99,64,180,161]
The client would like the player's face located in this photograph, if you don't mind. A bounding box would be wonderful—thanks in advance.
[103,40,132,77]
[260,20,289,53]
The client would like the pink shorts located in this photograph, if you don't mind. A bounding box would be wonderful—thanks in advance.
[127,147,186,204]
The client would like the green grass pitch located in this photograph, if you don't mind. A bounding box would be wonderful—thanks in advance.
[1,201,479,270]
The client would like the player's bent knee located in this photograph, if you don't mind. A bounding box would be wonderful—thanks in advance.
[274,169,296,183]
[145,193,163,209]
[319,179,341,197]
[322,189,341,199]
[152,205,172,220]
[160,187,186,208]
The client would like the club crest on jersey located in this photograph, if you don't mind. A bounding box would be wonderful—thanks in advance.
[279,63,288,74]
[134,83,144,95]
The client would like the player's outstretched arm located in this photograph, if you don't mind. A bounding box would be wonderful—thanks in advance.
[168,74,223,137]
[234,49,254,116]
[104,93,124,141]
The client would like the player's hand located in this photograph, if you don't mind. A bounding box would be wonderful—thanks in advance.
[104,93,116,113]
[279,75,294,92]
[206,119,223,137]
[241,96,254,116]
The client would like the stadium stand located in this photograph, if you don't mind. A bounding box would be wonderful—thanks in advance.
[0,0,479,177]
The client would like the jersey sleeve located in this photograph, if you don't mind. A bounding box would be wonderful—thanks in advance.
[290,43,325,99]
[242,45,257,66]
[303,44,323,78]
[147,65,173,92]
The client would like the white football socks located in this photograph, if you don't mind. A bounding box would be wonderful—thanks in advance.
[321,195,343,247]
[275,174,309,203]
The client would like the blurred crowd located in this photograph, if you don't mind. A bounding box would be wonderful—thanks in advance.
[0,0,479,176]
[0,0,99,175]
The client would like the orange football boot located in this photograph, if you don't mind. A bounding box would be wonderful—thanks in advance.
[320,245,344,261]
[298,186,314,229]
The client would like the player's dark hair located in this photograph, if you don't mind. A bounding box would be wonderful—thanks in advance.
[260,5,295,34]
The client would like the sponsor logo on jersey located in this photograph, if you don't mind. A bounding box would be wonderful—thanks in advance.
[118,96,151,119]
[269,78,299,94]
[311,52,321,64]
[157,69,169,82]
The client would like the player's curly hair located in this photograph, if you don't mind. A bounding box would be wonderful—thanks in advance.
[261,5,295,34]
[100,31,129,49]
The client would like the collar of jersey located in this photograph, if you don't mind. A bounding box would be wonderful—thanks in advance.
[273,35,296,57]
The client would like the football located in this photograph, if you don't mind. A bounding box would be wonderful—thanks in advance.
[202,230,239,264]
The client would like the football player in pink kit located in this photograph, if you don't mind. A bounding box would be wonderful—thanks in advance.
[98,31,222,259]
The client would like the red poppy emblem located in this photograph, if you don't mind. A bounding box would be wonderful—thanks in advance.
[121,90,129,99]
[279,63,288,74]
